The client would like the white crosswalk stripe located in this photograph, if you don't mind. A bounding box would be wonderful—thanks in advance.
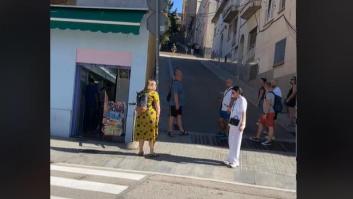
[51,176,128,195]
[50,164,146,198]
[51,165,145,180]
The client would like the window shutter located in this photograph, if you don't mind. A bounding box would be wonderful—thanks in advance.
[274,38,287,66]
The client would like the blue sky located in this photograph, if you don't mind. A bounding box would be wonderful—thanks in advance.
[171,0,183,13]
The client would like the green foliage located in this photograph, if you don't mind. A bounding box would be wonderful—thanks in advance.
[161,0,180,46]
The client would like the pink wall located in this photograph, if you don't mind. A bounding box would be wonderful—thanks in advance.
[76,48,132,67]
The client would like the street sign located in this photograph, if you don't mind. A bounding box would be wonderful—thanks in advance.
[147,0,168,11]
[146,12,168,36]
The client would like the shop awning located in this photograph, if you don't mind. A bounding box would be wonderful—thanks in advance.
[50,6,147,35]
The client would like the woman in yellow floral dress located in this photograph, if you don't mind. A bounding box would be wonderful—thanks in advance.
[134,80,160,157]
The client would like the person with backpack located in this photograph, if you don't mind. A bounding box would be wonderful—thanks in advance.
[271,79,283,120]
[250,82,277,146]
[134,80,160,157]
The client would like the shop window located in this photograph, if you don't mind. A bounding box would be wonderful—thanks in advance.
[273,38,287,66]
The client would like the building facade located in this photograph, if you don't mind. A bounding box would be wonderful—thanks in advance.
[211,0,296,93]
[182,0,202,43]
[211,0,241,62]
[50,2,154,144]
[192,0,218,58]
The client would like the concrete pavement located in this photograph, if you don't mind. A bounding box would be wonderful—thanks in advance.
[50,162,295,199]
[51,137,296,191]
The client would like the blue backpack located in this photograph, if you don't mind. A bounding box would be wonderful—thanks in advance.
[270,91,283,113]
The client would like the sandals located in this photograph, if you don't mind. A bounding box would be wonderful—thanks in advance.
[137,151,144,156]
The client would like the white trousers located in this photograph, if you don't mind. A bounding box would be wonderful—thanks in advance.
[227,125,243,165]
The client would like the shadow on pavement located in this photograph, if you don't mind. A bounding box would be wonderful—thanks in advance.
[50,146,224,167]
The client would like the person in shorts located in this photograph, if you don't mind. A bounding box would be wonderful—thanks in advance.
[250,82,276,146]
[168,69,188,136]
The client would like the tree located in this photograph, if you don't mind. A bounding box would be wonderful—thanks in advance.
[161,0,179,46]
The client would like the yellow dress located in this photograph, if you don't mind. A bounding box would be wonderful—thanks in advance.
[134,90,160,142]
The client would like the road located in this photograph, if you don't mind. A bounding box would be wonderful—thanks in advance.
[158,55,225,134]
[50,163,295,199]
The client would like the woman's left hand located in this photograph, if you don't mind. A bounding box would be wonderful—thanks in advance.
[239,124,245,132]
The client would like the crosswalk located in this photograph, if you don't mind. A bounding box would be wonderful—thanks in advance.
[50,163,146,199]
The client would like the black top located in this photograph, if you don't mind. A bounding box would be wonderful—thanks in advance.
[286,86,297,106]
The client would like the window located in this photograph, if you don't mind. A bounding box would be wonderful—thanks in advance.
[248,27,257,50]
[233,18,238,45]
[228,24,232,41]
[273,38,287,66]
[266,0,275,21]
[279,0,286,11]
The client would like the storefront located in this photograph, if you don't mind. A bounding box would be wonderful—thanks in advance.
[50,5,152,143]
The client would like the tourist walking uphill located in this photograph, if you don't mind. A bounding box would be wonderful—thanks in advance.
[223,86,248,168]
[250,82,276,146]
[134,80,161,157]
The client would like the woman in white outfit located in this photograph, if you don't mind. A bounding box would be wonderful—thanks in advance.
[224,86,247,168]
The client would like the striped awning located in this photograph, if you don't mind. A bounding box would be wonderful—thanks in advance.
[50,6,147,35]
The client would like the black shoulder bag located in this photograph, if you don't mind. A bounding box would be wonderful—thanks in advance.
[229,101,240,126]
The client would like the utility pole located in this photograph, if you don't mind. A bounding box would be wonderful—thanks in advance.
[155,0,159,87]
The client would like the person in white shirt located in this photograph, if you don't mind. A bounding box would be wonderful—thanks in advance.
[218,79,234,136]
[271,79,282,97]
[224,86,247,168]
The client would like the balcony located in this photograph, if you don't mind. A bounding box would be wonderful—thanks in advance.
[211,0,229,23]
[223,4,239,23]
[240,0,261,20]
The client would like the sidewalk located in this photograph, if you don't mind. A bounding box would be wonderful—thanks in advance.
[51,137,296,191]
[199,59,296,134]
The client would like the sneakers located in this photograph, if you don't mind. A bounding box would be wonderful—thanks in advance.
[249,136,261,142]
[228,163,239,168]
[223,160,230,165]
[223,160,239,168]
[265,135,275,140]
[261,139,273,146]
